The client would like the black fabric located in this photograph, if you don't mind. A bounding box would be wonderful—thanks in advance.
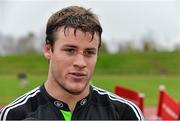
[0,84,144,120]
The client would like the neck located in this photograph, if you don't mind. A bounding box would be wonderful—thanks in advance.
[44,79,89,112]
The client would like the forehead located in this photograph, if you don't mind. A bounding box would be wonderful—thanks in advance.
[55,27,99,47]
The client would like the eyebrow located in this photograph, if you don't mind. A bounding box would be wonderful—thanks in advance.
[63,45,77,48]
[63,44,97,51]
[85,48,96,51]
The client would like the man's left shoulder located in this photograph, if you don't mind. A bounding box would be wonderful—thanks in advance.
[91,85,130,105]
[91,85,144,120]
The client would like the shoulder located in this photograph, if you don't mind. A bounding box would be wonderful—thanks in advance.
[0,86,41,120]
[91,85,144,120]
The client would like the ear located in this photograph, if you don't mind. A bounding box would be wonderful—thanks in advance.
[43,43,52,60]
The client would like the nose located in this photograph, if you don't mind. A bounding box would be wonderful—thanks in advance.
[73,53,86,69]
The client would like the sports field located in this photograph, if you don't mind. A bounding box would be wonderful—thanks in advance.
[0,52,180,106]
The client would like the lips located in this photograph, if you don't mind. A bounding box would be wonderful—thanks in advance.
[69,72,87,76]
[68,72,87,79]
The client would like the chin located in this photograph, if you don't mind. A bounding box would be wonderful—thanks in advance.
[69,90,84,95]
[67,84,88,95]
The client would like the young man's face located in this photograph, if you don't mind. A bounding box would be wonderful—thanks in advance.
[44,27,99,94]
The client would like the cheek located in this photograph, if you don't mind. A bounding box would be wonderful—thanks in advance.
[51,57,67,80]
[51,55,63,70]
[88,57,97,72]
[52,51,70,63]
[52,54,73,72]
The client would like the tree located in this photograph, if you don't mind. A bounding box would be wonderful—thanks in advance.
[16,32,37,53]
[99,40,108,53]
[141,32,157,52]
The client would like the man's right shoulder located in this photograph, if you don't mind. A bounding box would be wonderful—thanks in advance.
[0,86,41,120]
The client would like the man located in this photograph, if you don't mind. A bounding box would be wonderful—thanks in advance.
[0,6,144,120]
[18,71,28,87]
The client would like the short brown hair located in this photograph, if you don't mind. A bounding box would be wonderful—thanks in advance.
[45,6,102,50]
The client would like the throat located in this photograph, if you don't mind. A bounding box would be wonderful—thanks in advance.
[44,80,90,111]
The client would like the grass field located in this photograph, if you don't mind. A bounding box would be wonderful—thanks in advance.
[0,52,180,106]
[92,73,180,106]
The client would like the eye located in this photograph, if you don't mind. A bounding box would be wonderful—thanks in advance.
[63,48,76,55]
[84,50,96,57]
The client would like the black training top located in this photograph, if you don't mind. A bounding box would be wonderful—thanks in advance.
[0,85,144,120]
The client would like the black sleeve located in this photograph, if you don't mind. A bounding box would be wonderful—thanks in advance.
[121,104,144,120]
[1,107,27,120]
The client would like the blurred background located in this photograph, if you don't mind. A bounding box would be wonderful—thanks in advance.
[0,0,180,119]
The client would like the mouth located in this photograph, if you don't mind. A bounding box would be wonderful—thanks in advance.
[69,72,86,76]
[68,72,87,79]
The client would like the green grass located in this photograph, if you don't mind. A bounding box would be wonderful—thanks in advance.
[96,51,180,74]
[0,74,45,104]
[0,53,48,74]
[92,73,180,106]
[0,52,180,106]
